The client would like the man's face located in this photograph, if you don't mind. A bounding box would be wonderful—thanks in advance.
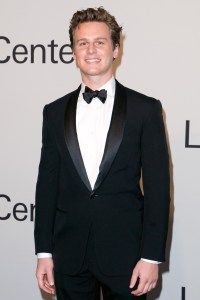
[73,21,119,80]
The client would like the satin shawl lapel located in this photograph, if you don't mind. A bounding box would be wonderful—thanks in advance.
[93,80,127,191]
[64,86,92,191]
[64,80,127,192]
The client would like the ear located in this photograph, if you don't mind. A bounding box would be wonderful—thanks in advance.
[113,45,119,59]
[72,51,76,61]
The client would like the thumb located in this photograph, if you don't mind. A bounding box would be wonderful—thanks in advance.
[129,267,139,289]
[46,269,54,286]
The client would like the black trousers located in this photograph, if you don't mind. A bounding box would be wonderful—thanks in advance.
[54,224,147,300]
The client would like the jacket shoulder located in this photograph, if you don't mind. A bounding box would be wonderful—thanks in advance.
[43,84,80,112]
[118,82,162,114]
[125,85,159,105]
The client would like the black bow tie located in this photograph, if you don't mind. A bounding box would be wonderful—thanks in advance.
[82,86,107,104]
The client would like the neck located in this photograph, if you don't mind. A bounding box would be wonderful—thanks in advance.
[81,73,113,90]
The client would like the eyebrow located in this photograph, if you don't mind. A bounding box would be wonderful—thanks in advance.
[76,37,108,43]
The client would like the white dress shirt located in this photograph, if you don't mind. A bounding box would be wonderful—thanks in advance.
[37,76,160,264]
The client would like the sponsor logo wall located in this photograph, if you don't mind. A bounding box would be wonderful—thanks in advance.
[1,1,199,299]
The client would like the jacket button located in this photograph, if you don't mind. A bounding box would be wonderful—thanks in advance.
[90,193,99,199]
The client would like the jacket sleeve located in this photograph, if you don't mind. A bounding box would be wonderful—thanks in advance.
[34,105,60,254]
[140,99,170,262]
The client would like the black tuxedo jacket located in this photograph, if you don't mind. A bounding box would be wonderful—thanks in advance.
[34,80,170,276]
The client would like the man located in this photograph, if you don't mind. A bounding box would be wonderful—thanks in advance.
[34,7,170,300]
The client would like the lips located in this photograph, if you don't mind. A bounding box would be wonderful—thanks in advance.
[85,58,101,63]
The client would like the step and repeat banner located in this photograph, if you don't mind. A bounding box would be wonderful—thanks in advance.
[1,1,199,299]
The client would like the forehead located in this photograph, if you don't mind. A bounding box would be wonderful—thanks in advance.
[74,21,111,40]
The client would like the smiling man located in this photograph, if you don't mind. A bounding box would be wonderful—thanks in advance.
[34,7,170,300]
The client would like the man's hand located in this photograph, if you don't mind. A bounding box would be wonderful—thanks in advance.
[36,258,55,295]
[129,260,158,296]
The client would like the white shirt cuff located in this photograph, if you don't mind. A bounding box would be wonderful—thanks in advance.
[141,258,161,264]
[37,253,52,258]
[36,255,161,263]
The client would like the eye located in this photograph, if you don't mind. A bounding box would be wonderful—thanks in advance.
[78,41,88,47]
[96,40,104,45]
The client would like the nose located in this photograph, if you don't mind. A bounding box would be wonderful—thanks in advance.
[87,42,97,54]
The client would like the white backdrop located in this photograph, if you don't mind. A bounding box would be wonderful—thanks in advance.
[1,1,200,299]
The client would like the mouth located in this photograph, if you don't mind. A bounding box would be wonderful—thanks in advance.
[85,58,101,63]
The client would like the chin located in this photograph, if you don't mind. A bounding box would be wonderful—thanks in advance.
[82,69,102,76]
[79,65,103,75]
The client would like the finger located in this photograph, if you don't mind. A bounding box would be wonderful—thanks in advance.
[131,277,147,296]
[43,277,55,295]
[37,273,53,294]
[37,272,45,290]
[44,283,55,294]
[43,274,55,290]
[129,275,138,289]
[152,281,157,289]
[129,269,139,289]
[45,270,55,294]
[148,283,153,292]
[138,282,151,295]
[146,280,157,293]
[46,269,55,286]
